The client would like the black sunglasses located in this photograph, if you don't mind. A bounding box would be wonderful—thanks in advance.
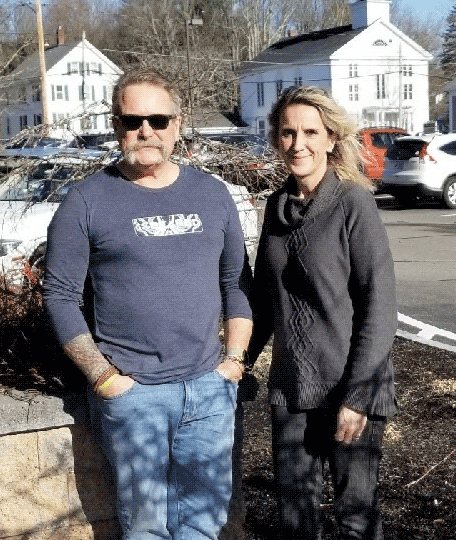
[114,114,177,131]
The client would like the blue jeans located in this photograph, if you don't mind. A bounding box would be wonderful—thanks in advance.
[271,406,386,540]
[88,370,238,540]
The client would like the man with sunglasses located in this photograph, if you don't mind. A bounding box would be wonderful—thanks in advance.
[43,68,252,540]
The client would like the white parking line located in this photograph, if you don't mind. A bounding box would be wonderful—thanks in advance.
[397,313,456,353]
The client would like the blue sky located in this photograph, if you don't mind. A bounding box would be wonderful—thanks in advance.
[399,0,454,21]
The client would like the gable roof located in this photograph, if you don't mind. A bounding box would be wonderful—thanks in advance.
[240,18,432,77]
[5,43,79,83]
[2,39,121,85]
[240,25,365,76]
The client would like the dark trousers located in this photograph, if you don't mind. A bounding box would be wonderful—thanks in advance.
[271,405,386,540]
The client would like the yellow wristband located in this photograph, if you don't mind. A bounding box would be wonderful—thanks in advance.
[97,373,120,393]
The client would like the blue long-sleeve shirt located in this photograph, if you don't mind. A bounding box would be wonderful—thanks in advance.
[43,165,252,385]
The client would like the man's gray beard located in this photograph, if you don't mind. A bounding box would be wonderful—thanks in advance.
[123,143,170,166]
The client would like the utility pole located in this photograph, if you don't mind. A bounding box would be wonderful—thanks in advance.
[35,0,49,126]
[185,6,203,132]
[398,42,403,129]
[82,30,87,131]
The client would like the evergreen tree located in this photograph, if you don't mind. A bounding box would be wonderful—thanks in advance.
[440,5,456,81]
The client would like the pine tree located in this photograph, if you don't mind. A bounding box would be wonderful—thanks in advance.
[440,5,456,81]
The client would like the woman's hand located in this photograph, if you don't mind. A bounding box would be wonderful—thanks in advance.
[97,374,135,399]
[335,406,367,444]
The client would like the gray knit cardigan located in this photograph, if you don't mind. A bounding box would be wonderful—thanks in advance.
[248,172,398,417]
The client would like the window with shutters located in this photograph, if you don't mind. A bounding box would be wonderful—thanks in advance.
[403,84,412,100]
[257,82,264,107]
[376,74,386,99]
[276,80,283,99]
[79,85,90,101]
[32,84,41,102]
[258,119,266,138]
[67,62,78,74]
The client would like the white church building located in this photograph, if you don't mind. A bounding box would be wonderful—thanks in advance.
[239,0,433,137]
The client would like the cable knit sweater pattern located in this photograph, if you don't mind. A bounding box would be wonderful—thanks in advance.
[249,172,398,416]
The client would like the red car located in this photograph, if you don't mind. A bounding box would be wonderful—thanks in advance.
[359,127,408,185]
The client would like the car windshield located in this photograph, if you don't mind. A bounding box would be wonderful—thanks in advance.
[204,134,271,156]
[1,179,43,202]
[5,137,65,149]
[0,164,76,202]
[69,133,116,149]
[371,133,395,148]
[386,140,427,160]
[0,179,71,203]
[370,132,407,148]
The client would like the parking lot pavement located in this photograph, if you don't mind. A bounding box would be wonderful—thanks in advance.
[397,313,456,353]
[378,197,456,342]
[251,195,456,351]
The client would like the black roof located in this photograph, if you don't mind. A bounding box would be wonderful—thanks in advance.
[240,25,366,75]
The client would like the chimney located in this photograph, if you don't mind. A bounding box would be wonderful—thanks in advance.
[350,0,391,30]
[56,26,65,45]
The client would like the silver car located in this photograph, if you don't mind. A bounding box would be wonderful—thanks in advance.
[381,133,456,208]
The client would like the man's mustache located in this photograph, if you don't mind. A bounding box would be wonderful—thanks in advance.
[129,142,165,152]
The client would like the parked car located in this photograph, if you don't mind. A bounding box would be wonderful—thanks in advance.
[182,133,285,193]
[204,133,272,155]
[0,162,258,285]
[0,137,72,160]
[217,176,258,256]
[0,176,61,284]
[68,133,118,150]
[187,133,272,162]
[381,133,456,208]
[0,157,108,283]
[359,127,409,186]
[0,136,120,168]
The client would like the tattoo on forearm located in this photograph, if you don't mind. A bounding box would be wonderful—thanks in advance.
[63,333,111,386]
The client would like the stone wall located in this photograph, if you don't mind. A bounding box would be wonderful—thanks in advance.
[0,391,120,539]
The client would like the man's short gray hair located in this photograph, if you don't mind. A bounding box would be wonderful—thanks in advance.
[112,67,181,116]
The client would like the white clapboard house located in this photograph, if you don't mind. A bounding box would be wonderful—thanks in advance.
[239,0,433,137]
[0,28,123,139]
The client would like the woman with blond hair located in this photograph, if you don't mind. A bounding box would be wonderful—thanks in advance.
[247,86,397,539]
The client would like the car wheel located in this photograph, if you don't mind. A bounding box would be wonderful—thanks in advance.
[443,177,456,209]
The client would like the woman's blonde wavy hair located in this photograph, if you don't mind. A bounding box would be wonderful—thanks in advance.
[268,86,372,190]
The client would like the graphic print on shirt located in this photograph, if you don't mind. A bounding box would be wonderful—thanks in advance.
[132,213,203,237]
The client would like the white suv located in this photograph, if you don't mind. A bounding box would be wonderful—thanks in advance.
[381,133,456,208]
[0,173,67,284]
[1,163,258,285]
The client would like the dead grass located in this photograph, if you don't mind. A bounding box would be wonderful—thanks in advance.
[242,338,456,539]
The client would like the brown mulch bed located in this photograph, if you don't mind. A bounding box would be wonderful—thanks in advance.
[241,338,456,540]
[1,278,455,539]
